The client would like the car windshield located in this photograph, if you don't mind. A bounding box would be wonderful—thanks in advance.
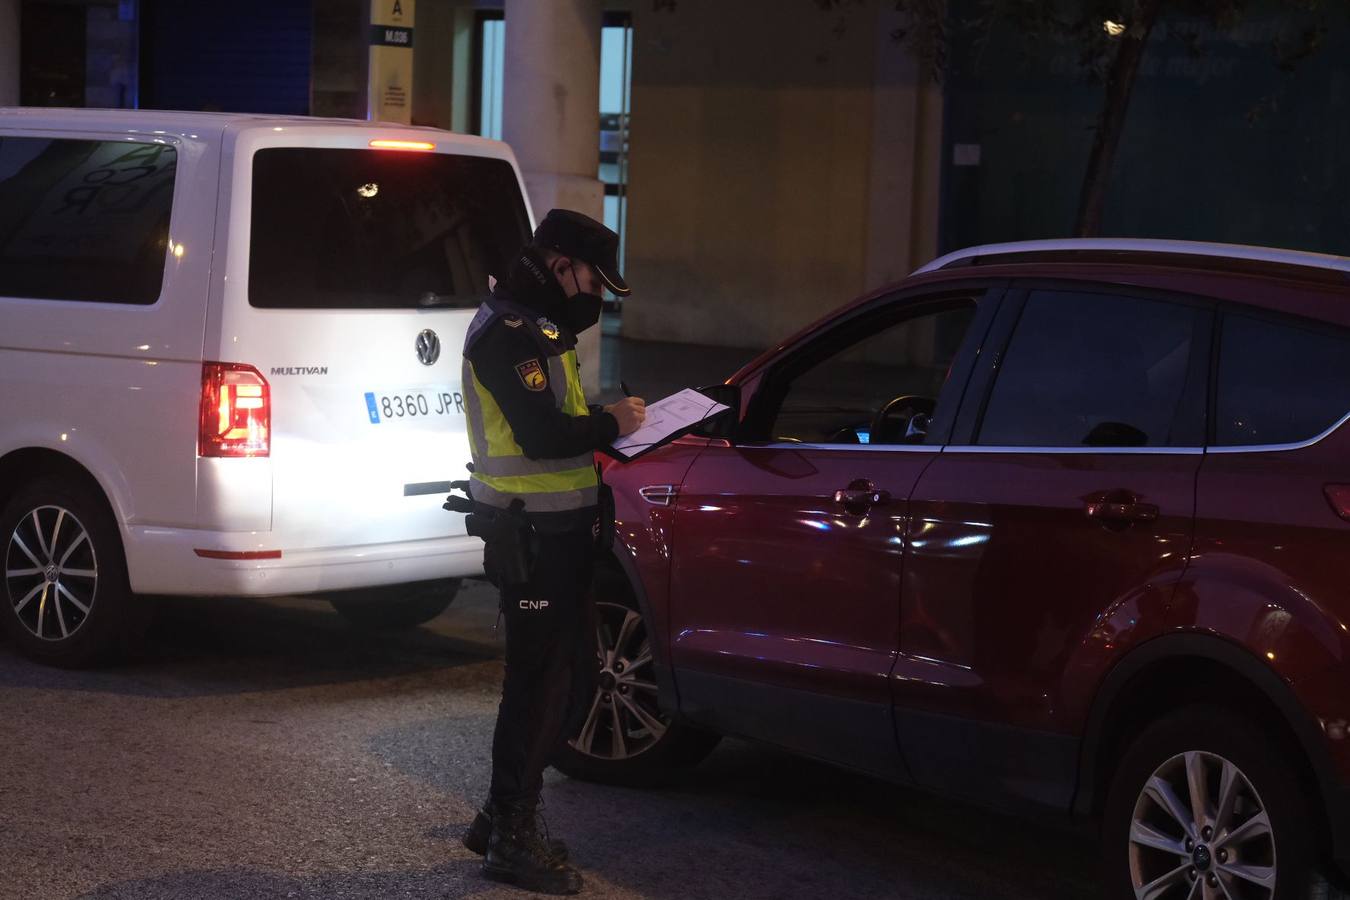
[248,147,530,310]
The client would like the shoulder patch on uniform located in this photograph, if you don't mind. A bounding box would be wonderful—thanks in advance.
[515,359,548,391]
[503,315,524,328]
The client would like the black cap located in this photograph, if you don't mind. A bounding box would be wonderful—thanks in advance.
[532,209,631,297]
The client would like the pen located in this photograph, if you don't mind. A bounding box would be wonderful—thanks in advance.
[620,380,634,398]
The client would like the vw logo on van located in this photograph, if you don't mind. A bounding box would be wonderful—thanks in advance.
[415,329,441,366]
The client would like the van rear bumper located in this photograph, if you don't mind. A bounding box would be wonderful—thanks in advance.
[123,526,485,596]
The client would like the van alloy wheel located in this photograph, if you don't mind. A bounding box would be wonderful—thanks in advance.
[1128,750,1275,900]
[570,601,669,761]
[5,505,99,642]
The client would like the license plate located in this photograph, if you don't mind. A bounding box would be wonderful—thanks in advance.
[364,388,465,424]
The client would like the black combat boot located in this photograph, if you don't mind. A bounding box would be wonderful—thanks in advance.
[481,800,583,895]
[462,800,568,860]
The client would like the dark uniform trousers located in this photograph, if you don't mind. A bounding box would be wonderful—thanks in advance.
[489,526,600,805]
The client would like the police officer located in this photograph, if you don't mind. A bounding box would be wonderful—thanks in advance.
[458,210,644,894]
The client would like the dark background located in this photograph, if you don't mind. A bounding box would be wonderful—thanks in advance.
[941,0,1350,256]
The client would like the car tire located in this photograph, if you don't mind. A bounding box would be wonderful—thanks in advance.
[328,578,460,629]
[0,477,146,668]
[551,566,719,788]
[1102,705,1317,900]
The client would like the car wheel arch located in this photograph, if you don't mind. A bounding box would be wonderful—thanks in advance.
[0,448,126,541]
[1074,632,1333,836]
[597,544,682,717]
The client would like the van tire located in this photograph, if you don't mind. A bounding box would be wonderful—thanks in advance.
[0,478,146,667]
[328,579,460,630]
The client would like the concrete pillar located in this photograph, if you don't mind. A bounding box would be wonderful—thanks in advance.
[311,0,368,120]
[448,2,476,133]
[412,0,457,128]
[0,0,19,107]
[502,0,604,393]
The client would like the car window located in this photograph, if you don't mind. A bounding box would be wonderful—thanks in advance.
[1216,312,1350,446]
[977,290,1199,448]
[767,301,978,445]
[249,148,531,310]
[0,137,177,305]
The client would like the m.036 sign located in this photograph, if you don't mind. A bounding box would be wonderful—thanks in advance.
[369,0,414,124]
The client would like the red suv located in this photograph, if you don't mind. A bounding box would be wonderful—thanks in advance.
[553,239,1350,898]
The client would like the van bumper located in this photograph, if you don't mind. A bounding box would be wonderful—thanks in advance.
[123,527,485,596]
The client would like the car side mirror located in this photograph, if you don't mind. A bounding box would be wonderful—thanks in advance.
[692,384,740,440]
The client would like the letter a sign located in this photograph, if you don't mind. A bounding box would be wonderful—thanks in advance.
[369,0,415,124]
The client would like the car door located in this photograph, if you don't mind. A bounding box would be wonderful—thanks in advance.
[667,285,1000,779]
[894,284,1212,812]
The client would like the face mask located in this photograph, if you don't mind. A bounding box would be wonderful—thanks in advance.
[563,263,604,333]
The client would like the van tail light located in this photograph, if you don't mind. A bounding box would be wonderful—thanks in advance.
[1325,485,1350,521]
[199,363,270,457]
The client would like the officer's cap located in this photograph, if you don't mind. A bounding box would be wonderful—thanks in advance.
[533,209,631,297]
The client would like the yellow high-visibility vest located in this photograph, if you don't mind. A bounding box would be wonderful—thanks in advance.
[461,297,598,513]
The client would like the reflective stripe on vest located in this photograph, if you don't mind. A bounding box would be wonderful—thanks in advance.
[463,341,598,513]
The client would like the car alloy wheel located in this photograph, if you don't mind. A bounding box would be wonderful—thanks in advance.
[569,600,669,761]
[1128,750,1275,900]
[5,504,99,642]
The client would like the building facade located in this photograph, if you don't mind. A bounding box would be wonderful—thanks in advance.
[4,0,1345,356]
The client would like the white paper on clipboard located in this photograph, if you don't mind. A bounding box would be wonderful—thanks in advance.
[609,388,730,460]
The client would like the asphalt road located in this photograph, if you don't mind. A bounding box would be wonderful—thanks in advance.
[0,580,1104,900]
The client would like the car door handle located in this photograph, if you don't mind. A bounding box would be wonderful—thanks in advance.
[638,485,678,507]
[1085,494,1159,523]
[835,480,891,514]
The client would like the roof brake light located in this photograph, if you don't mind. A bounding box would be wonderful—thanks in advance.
[370,139,436,151]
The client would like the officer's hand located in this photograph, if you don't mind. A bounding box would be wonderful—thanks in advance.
[604,397,646,436]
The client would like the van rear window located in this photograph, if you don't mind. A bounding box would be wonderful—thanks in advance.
[0,137,177,305]
[249,148,531,310]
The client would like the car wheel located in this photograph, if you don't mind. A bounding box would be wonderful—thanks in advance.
[0,478,145,667]
[328,578,460,629]
[1103,705,1316,900]
[551,567,719,787]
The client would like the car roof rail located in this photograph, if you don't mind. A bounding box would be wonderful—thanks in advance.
[913,238,1350,284]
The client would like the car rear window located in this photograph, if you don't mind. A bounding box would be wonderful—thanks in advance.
[0,137,177,305]
[1216,312,1350,447]
[978,290,1203,448]
[248,148,531,310]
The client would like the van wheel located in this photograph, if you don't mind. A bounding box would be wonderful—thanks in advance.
[328,579,460,629]
[551,567,719,787]
[0,478,144,667]
[1102,706,1316,900]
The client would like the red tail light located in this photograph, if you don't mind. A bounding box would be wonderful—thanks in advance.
[1326,485,1350,521]
[199,363,270,457]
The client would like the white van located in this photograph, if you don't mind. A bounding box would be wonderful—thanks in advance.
[0,108,533,666]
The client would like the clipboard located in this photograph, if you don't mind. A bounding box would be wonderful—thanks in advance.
[602,387,732,462]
